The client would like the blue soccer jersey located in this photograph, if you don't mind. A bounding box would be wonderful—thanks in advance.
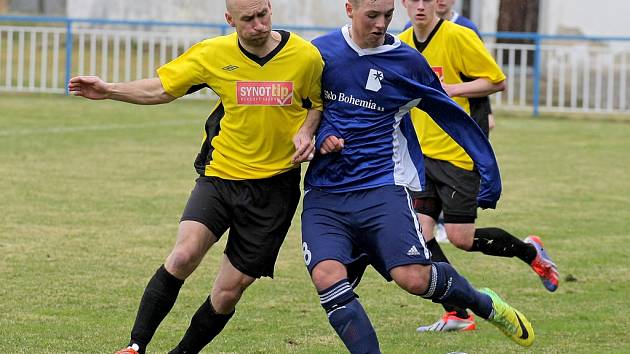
[452,11,482,38]
[305,26,501,208]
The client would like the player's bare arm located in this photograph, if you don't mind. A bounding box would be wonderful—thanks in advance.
[442,78,505,98]
[68,76,176,105]
[292,109,322,164]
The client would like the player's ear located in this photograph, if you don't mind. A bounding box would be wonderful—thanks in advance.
[345,2,353,19]
[225,12,236,27]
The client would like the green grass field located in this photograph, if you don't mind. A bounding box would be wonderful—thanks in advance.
[1,93,630,353]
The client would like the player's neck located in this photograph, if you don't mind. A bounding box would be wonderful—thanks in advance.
[239,30,281,58]
[413,16,440,42]
[440,10,455,21]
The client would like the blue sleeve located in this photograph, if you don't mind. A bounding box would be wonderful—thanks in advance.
[315,123,341,151]
[415,84,502,209]
[314,117,339,151]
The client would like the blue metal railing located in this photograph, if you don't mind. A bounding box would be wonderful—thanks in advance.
[481,31,630,116]
[2,15,630,115]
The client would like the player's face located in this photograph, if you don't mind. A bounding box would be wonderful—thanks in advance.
[225,0,273,48]
[402,0,437,28]
[435,0,455,18]
[346,0,395,49]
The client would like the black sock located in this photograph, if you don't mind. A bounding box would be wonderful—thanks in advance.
[425,239,469,319]
[469,227,537,264]
[129,265,184,354]
[169,296,234,354]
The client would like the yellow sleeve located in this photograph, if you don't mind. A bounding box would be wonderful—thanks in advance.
[156,40,212,98]
[457,27,506,84]
[307,46,324,111]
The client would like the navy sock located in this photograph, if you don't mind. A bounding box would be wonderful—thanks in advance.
[319,279,381,354]
[421,262,493,320]
[425,239,469,319]
[470,227,537,264]
[129,265,184,354]
[169,296,234,354]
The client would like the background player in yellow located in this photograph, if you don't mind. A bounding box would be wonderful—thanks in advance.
[69,0,323,353]
[435,0,497,136]
[399,0,559,333]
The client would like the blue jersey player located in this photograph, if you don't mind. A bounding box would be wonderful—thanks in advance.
[301,1,535,353]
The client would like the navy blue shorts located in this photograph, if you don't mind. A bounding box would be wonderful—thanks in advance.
[301,185,431,284]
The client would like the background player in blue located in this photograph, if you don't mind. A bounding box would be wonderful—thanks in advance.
[301,0,535,352]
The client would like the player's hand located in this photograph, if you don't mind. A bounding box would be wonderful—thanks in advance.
[320,135,344,154]
[68,76,111,100]
[488,113,496,130]
[441,82,456,97]
[291,132,315,164]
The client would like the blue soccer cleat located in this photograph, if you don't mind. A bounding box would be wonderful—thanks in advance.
[525,235,559,292]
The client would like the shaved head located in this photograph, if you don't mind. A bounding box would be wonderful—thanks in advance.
[226,0,270,15]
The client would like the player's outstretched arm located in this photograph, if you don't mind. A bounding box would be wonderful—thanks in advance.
[68,76,175,105]
[442,78,505,98]
[292,109,322,164]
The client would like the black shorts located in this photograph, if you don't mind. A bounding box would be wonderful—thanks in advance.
[411,157,480,223]
[181,168,301,278]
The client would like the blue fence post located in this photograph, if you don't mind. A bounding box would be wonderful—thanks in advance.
[64,18,74,95]
[532,34,542,117]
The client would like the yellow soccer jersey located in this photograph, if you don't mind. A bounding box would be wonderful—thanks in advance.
[157,31,323,180]
[399,20,505,170]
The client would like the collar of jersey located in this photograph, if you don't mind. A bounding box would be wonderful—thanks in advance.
[341,25,400,57]
[451,10,460,23]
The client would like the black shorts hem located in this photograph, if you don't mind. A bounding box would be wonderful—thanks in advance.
[225,252,272,279]
[442,213,476,224]
[179,216,224,240]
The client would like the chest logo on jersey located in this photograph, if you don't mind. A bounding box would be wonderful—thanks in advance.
[222,65,239,71]
[236,81,294,106]
[431,66,444,81]
[365,69,384,92]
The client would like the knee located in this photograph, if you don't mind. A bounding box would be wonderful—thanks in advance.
[165,248,202,278]
[444,224,475,251]
[311,260,347,291]
[448,233,473,251]
[391,264,431,295]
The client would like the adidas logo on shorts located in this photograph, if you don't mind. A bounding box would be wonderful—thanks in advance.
[407,245,421,256]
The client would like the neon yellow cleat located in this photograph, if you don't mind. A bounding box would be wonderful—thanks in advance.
[481,288,535,347]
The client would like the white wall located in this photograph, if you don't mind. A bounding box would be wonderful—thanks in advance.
[539,0,630,37]
[476,0,499,34]
[66,0,411,32]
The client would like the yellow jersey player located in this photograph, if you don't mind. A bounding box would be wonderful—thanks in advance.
[69,0,323,353]
[399,0,558,333]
